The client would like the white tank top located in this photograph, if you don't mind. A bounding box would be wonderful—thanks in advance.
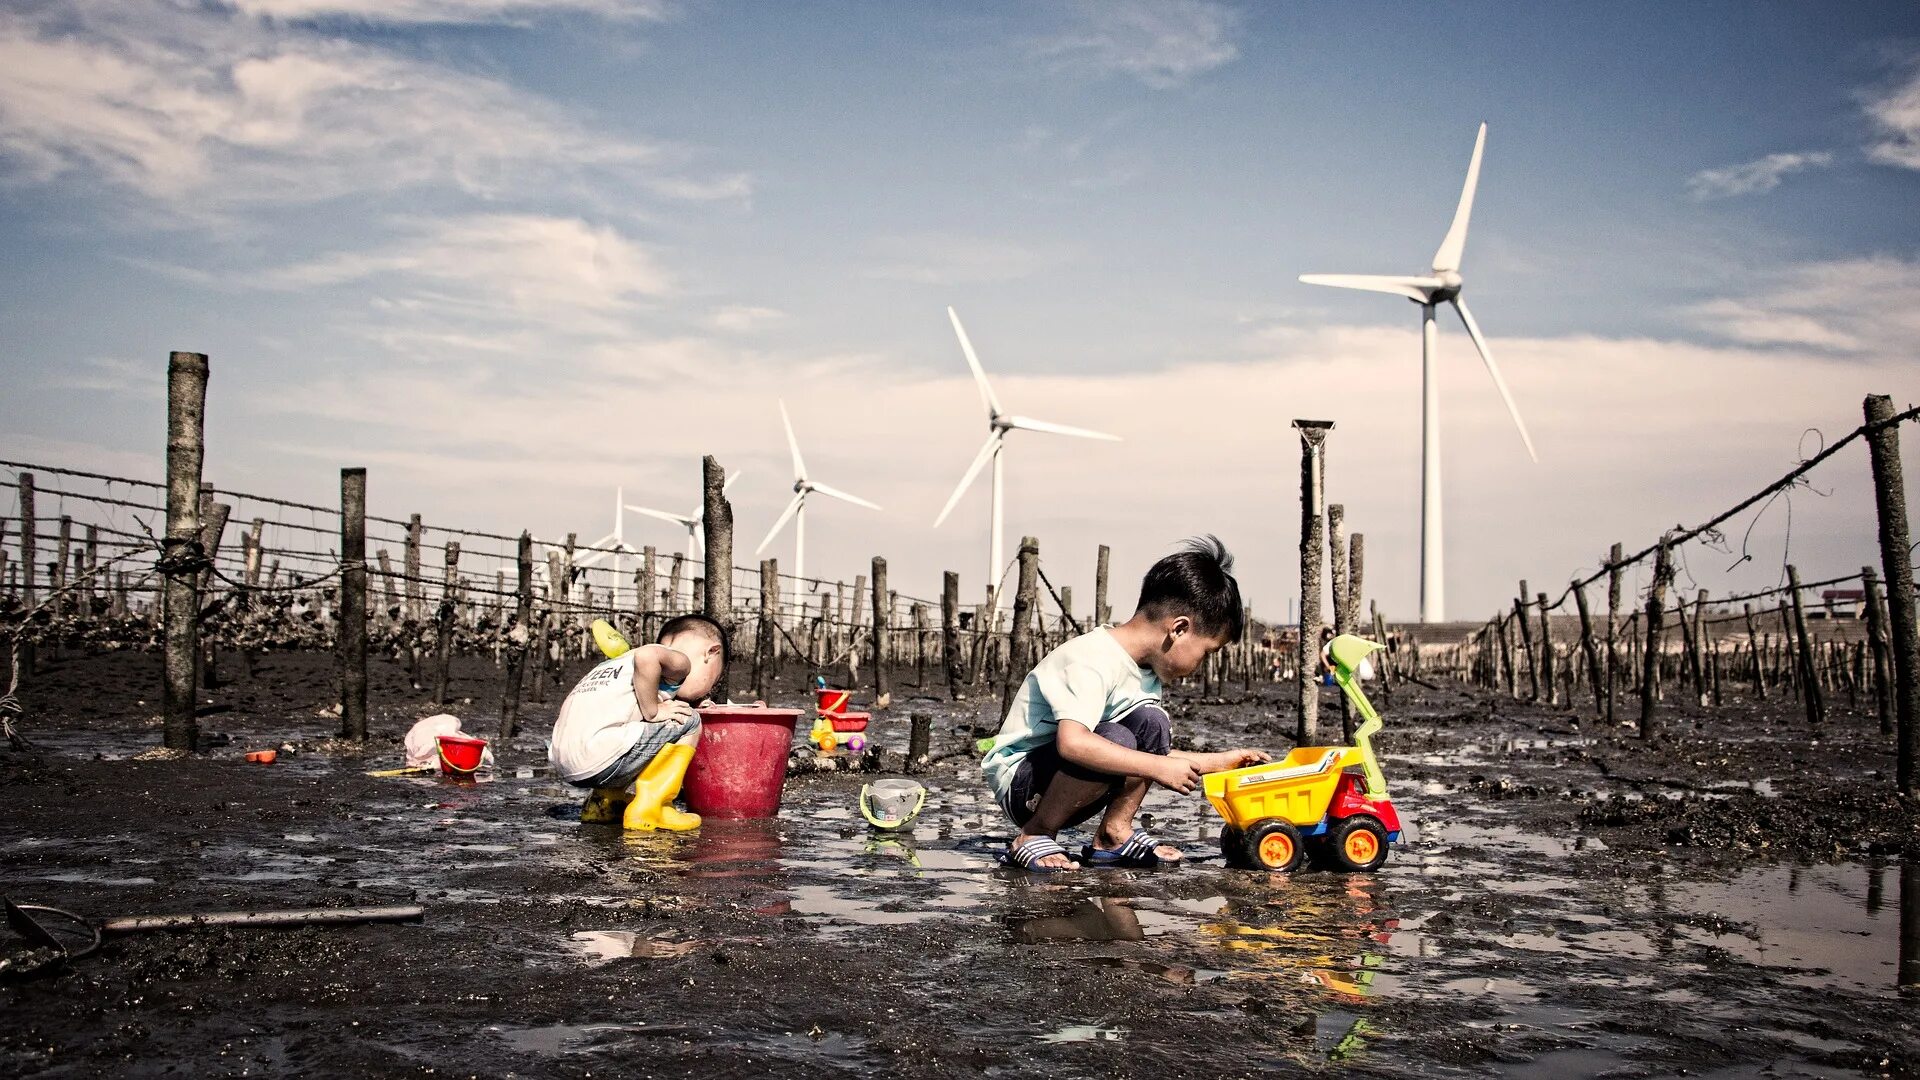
[547,652,679,782]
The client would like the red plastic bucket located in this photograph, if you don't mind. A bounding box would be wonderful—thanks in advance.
[683,706,804,819]
[816,688,851,714]
[436,734,488,776]
[825,711,870,733]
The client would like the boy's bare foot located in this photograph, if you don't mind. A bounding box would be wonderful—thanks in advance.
[1091,826,1184,864]
[1006,833,1079,871]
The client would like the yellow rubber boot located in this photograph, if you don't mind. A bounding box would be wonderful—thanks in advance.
[591,619,632,659]
[622,743,702,832]
[578,786,632,824]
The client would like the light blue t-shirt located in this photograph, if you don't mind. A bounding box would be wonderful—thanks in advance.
[982,627,1163,809]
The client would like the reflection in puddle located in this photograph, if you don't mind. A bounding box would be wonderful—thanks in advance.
[492,1021,688,1057]
[567,931,700,965]
[1670,859,1915,995]
[1037,1024,1126,1044]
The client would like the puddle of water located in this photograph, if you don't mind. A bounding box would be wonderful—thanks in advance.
[1036,1023,1126,1044]
[492,1021,690,1056]
[567,931,700,965]
[1670,860,1917,995]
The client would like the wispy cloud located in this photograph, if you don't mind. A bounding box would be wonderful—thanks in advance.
[1863,61,1920,170]
[1030,0,1242,89]
[1685,151,1832,199]
[0,1,739,214]
[1682,254,1920,353]
[227,0,673,26]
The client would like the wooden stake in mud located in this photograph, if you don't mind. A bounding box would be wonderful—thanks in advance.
[701,455,734,703]
[1514,589,1538,701]
[1573,581,1604,716]
[1094,544,1112,625]
[1328,505,1353,738]
[15,472,33,613]
[1537,591,1556,706]
[1864,566,1894,737]
[1002,537,1039,717]
[1605,543,1623,724]
[53,515,69,617]
[499,532,534,739]
[161,353,208,752]
[753,558,777,699]
[1639,541,1672,739]
[1348,533,1365,634]
[639,545,658,640]
[907,713,933,774]
[404,514,423,623]
[1743,603,1768,700]
[911,602,929,687]
[1787,565,1824,728]
[871,556,890,707]
[942,571,965,700]
[339,468,369,741]
[434,541,460,705]
[1864,395,1920,795]
[1293,420,1333,744]
[1690,590,1709,699]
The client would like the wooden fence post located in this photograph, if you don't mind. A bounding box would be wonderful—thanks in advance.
[907,713,932,774]
[1515,587,1538,701]
[53,515,70,618]
[1865,566,1894,736]
[912,601,929,687]
[1743,603,1767,700]
[702,455,734,703]
[1573,581,1604,716]
[1865,395,1919,795]
[1639,541,1672,739]
[753,558,777,699]
[1605,543,1622,723]
[339,468,368,741]
[943,571,964,700]
[434,541,459,704]
[1293,420,1332,744]
[1348,533,1365,633]
[1537,591,1556,706]
[1328,505,1353,738]
[161,353,208,751]
[499,532,533,739]
[1787,565,1824,728]
[404,514,423,622]
[1002,537,1039,717]
[871,556,890,707]
[1094,544,1112,625]
[196,498,231,689]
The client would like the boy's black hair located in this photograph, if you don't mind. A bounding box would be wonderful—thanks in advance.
[1135,535,1244,643]
[658,613,731,670]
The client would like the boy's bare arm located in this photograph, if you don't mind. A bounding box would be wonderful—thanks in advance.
[1170,747,1272,773]
[1056,721,1203,794]
[629,645,693,720]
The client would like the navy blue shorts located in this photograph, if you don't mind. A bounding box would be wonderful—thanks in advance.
[1006,703,1172,828]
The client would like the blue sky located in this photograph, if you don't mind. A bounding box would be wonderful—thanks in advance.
[1,0,1917,621]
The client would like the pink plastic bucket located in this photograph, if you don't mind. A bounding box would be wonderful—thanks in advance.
[816,688,851,714]
[683,706,804,819]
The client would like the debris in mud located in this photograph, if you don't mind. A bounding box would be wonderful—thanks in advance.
[1577,788,1920,858]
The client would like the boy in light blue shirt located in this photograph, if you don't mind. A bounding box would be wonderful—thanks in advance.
[986,537,1270,871]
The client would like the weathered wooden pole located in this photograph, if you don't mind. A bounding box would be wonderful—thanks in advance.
[1496,613,1516,697]
[1674,591,1699,699]
[434,541,460,704]
[1328,504,1349,637]
[161,353,208,751]
[1537,591,1556,706]
[1865,566,1894,737]
[871,556,890,707]
[1864,395,1919,795]
[1786,565,1824,727]
[1690,589,1709,700]
[1573,581,1604,716]
[53,515,70,617]
[1094,544,1112,625]
[1348,533,1365,634]
[245,518,264,588]
[1605,544,1623,724]
[1515,588,1539,701]
[907,712,933,773]
[701,455,734,703]
[338,468,369,741]
[1639,542,1672,739]
[404,514,423,623]
[911,601,929,687]
[1293,420,1332,744]
[1003,537,1039,717]
[195,498,231,689]
[15,472,33,613]
[499,532,533,739]
[1743,603,1768,699]
[942,571,964,700]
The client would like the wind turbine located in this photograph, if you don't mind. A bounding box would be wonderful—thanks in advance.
[932,307,1119,605]
[1299,122,1536,624]
[625,471,747,559]
[755,400,880,586]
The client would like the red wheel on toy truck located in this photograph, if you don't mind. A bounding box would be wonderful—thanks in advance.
[1243,819,1304,873]
[1326,815,1389,872]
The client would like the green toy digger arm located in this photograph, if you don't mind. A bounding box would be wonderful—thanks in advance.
[1328,634,1389,798]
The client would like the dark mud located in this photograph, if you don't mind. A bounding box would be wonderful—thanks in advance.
[3,650,1918,1078]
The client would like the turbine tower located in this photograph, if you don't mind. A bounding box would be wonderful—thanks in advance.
[755,399,880,586]
[625,470,746,559]
[1300,123,1536,624]
[932,307,1120,605]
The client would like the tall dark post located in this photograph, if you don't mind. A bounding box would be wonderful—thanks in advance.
[1094,544,1112,625]
[1606,543,1623,724]
[1787,565,1824,728]
[339,468,368,741]
[15,472,32,613]
[1639,542,1673,739]
[162,353,208,751]
[943,570,965,700]
[639,545,658,640]
[1537,591,1556,706]
[1574,581,1604,716]
[434,541,460,705]
[1348,533,1365,633]
[404,514,424,624]
[701,456,734,703]
[499,532,533,739]
[1514,589,1538,701]
[1744,603,1768,700]
[754,558,777,700]
[1002,537,1039,717]
[1293,420,1332,744]
[1865,566,1894,736]
[871,556,890,706]
[1865,395,1919,795]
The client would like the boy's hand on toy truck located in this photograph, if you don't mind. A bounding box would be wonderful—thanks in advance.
[1203,748,1272,772]
[1152,757,1204,794]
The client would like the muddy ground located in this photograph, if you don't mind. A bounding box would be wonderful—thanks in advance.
[3,647,1918,1078]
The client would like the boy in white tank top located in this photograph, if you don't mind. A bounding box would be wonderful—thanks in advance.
[549,614,727,831]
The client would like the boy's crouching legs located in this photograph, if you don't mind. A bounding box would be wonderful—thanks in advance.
[1089,705,1185,864]
[623,720,703,832]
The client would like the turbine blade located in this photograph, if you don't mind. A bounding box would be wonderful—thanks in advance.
[1452,298,1537,462]
[1003,415,1120,441]
[809,481,881,511]
[1432,122,1487,274]
[779,399,807,480]
[722,469,745,493]
[932,433,1000,528]
[1299,273,1441,302]
[755,492,806,554]
[625,505,695,527]
[947,306,1004,418]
